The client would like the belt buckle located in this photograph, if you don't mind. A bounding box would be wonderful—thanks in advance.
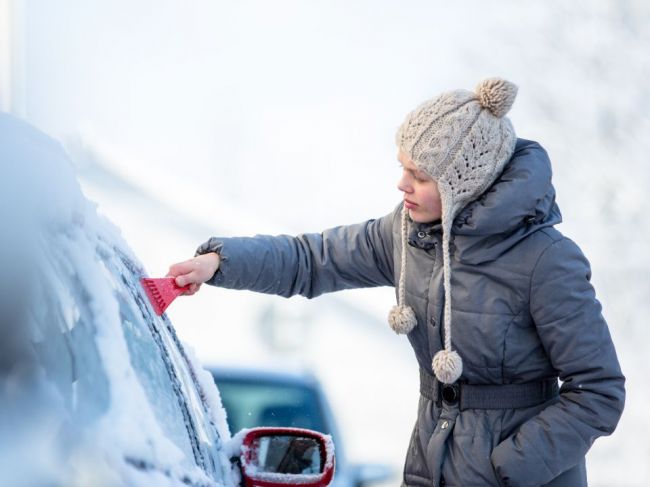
[440,383,460,405]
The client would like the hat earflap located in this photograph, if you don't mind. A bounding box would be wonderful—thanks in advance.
[431,191,463,384]
[388,204,417,334]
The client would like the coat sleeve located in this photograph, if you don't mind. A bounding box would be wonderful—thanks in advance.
[195,206,400,298]
[490,237,625,486]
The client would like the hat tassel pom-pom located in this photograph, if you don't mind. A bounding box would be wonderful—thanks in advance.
[388,305,417,334]
[432,349,463,384]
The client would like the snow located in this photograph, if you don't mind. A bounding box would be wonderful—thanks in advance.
[183,342,232,441]
[224,428,251,460]
[9,1,650,485]
[0,113,234,485]
[0,110,334,487]
[244,472,322,485]
[323,434,335,470]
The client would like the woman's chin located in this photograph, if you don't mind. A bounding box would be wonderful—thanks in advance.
[408,209,439,224]
[408,209,424,223]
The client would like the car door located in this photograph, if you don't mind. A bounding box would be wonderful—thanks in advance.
[0,112,234,486]
[11,229,234,486]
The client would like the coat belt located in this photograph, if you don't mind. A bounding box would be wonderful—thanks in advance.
[419,368,559,410]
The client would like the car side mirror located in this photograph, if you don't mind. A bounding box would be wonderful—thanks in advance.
[238,427,335,487]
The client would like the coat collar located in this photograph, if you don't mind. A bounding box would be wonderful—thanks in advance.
[407,220,441,250]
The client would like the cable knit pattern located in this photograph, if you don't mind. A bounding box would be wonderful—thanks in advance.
[396,91,475,160]
[441,111,517,218]
[392,78,518,383]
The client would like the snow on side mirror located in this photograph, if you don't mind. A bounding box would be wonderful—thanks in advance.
[238,427,335,487]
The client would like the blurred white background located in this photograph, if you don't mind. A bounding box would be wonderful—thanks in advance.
[2,0,648,485]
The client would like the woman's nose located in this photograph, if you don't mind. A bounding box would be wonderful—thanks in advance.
[397,172,412,193]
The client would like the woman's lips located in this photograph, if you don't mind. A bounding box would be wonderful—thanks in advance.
[404,199,418,209]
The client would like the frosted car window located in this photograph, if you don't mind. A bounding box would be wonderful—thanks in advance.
[29,239,200,472]
[96,254,200,469]
[150,310,226,479]
[105,248,228,484]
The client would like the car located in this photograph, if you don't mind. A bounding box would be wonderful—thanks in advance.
[210,366,393,487]
[0,112,334,487]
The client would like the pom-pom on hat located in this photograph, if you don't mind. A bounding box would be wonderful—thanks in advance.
[391,78,518,384]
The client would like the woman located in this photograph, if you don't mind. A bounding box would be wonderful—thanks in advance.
[168,78,625,486]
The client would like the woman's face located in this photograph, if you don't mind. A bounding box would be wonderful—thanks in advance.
[397,151,442,223]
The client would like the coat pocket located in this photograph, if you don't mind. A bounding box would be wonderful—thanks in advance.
[440,411,504,486]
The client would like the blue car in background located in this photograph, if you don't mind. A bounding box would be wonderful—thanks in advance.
[210,366,393,487]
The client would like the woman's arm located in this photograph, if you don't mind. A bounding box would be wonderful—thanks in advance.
[171,205,400,299]
[490,236,626,486]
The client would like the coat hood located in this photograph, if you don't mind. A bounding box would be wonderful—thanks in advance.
[452,138,561,264]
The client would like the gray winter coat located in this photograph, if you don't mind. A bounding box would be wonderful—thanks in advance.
[197,139,625,486]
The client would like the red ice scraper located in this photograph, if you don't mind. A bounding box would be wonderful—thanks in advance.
[140,277,189,316]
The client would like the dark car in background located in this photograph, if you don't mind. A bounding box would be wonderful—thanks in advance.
[211,367,393,487]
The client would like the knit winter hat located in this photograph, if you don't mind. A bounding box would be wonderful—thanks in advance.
[388,78,518,384]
